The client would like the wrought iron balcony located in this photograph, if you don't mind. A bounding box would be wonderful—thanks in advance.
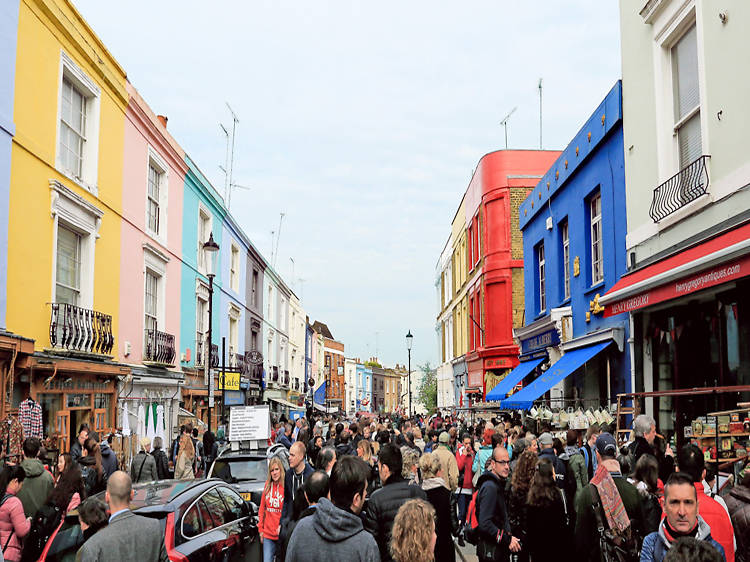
[195,339,218,368]
[232,352,251,375]
[649,155,710,222]
[284,370,290,386]
[144,329,176,366]
[272,366,279,382]
[49,303,114,355]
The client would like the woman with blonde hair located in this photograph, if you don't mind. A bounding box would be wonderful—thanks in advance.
[258,456,285,562]
[420,452,457,562]
[174,431,195,479]
[390,498,437,562]
[357,438,380,493]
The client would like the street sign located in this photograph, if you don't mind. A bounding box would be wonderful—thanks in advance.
[229,405,270,442]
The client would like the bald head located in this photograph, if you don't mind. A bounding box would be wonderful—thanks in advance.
[106,471,133,509]
[289,441,307,471]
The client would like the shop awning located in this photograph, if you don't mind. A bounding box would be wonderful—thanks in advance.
[313,403,338,414]
[485,358,544,402]
[269,398,300,409]
[499,341,611,410]
[600,222,750,317]
[313,382,326,405]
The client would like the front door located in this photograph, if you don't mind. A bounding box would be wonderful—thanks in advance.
[56,410,70,453]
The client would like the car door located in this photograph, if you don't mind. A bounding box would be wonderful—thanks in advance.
[178,497,218,562]
[217,486,260,562]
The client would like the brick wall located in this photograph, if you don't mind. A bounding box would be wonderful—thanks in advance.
[511,268,526,329]
[509,187,528,260]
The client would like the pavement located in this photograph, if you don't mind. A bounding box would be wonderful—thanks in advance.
[455,540,478,562]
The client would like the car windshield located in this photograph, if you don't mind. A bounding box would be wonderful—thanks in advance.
[211,458,267,483]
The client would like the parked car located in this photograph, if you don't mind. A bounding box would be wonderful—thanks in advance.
[45,478,261,562]
[207,448,268,506]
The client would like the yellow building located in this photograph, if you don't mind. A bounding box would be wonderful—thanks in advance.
[4,0,128,452]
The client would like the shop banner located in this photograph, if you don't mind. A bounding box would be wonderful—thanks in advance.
[218,372,241,391]
[605,253,750,317]
[520,328,560,355]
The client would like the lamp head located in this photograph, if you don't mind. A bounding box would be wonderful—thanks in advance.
[203,232,220,277]
[406,330,413,351]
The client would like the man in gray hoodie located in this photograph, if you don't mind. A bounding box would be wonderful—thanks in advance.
[285,456,379,562]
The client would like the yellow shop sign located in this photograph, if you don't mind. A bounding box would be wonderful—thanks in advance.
[218,372,241,391]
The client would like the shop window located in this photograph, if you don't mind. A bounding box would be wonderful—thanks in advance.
[94,393,110,411]
[39,394,62,439]
[66,393,91,408]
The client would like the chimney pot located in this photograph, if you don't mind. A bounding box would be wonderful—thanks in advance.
[157,115,168,128]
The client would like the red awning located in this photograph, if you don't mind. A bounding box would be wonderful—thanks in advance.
[601,222,750,317]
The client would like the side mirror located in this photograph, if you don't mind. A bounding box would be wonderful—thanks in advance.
[246,501,258,517]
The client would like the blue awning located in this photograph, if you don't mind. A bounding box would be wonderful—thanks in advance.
[486,358,544,401]
[313,382,326,405]
[499,341,611,410]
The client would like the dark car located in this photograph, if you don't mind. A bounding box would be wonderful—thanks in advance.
[46,479,261,562]
[207,448,268,506]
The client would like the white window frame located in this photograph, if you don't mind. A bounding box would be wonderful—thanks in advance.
[590,193,603,285]
[538,243,546,313]
[228,303,241,364]
[145,147,169,242]
[55,224,82,306]
[50,180,102,309]
[197,204,212,274]
[561,221,570,300]
[55,51,101,194]
[143,245,168,334]
[144,269,159,334]
[230,242,240,292]
[670,22,701,169]
[196,279,209,363]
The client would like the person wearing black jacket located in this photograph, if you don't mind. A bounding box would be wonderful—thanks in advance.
[475,446,521,562]
[151,436,170,480]
[278,470,330,562]
[280,441,314,525]
[363,443,427,562]
[334,430,355,458]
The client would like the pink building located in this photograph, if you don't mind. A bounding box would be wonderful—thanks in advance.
[119,83,187,440]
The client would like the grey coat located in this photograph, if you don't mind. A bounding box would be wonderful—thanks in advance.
[286,498,379,562]
[76,510,167,562]
[131,450,158,483]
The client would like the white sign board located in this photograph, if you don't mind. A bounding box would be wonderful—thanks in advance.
[229,405,270,442]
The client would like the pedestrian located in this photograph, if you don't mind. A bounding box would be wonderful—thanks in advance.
[55,453,73,482]
[151,436,170,480]
[630,414,657,464]
[308,435,323,467]
[537,432,568,491]
[640,472,726,561]
[663,537,725,562]
[16,437,54,518]
[455,432,474,544]
[286,457,379,562]
[357,439,380,493]
[629,453,663,535]
[0,465,31,562]
[564,429,588,494]
[174,431,195,480]
[413,427,426,452]
[70,425,89,466]
[675,444,735,562]
[202,431,218,471]
[581,424,600,481]
[315,446,337,475]
[390,499,436,562]
[336,430,356,458]
[259,457,285,562]
[507,449,538,562]
[725,468,750,562]
[525,457,573,561]
[419,452,457,562]
[76,471,167,561]
[131,437,158,483]
[99,434,118,480]
[192,428,204,476]
[475,445,521,562]
[280,441,313,526]
[424,430,439,453]
[79,438,105,496]
[400,445,421,486]
[433,431,459,492]
[278,470,330,562]
[574,432,643,561]
[363,443,427,562]
[473,428,495,480]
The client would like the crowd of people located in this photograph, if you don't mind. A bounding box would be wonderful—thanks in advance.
[261,411,750,562]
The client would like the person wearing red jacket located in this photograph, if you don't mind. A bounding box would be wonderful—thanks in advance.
[677,445,736,562]
[259,457,285,562]
[0,465,31,562]
[455,433,475,546]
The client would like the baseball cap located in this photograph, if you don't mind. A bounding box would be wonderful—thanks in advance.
[439,431,450,443]
[538,432,553,446]
[595,432,618,457]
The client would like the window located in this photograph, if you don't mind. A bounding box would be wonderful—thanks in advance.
[196,296,207,362]
[538,243,546,313]
[218,487,245,522]
[147,162,162,235]
[672,24,701,168]
[473,214,480,266]
[201,489,227,528]
[228,304,240,361]
[144,270,158,334]
[59,78,86,179]
[590,193,603,284]
[251,270,259,306]
[467,224,473,268]
[561,220,570,300]
[55,225,81,305]
[197,208,210,271]
[267,286,273,317]
[230,244,240,292]
[251,330,258,351]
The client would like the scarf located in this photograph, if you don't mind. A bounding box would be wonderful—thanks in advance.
[591,463,630,535]
[663,519,699,545]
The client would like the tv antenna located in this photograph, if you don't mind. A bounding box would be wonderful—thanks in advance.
[271,212,285,268]
[218,103,250,210]
[499,106,517,149]
[538,78,543,149]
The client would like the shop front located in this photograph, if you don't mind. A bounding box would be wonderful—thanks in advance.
[181,370,222,432]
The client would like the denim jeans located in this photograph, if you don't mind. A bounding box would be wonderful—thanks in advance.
[457,491,472,526]
[262,537,277,562]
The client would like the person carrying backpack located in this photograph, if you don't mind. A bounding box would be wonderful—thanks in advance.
[574,432,645,562]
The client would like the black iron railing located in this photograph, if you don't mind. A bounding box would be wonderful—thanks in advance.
[649,155,710,222]
[272,366,279,382]
[232,352,251,376]
[284,370,290,386]
[196,339,218,368]
[144,329,176,365]
[50,303,114,355]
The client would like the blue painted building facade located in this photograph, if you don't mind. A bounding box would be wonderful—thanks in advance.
[0,1,19,329]
[502,81,631,410]
[355,363,372,412]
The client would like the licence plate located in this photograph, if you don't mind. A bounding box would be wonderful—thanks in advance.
[241,492,252,501]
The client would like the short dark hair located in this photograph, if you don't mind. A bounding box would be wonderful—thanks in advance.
[663,537,724,562]
[315,446,336,471]
[192,428,198,438]
[664,471,697,499]
[23,437,41,459]
[491,432,504,449]
[566,429,579,447]
[78,497,108,528]
[378,443,403,477]
[335,423,344,435]
[304,470,330,504]
[329,456,370,509]
[349,422,358,434]
[677,444,704,483]
[78,424,90,435]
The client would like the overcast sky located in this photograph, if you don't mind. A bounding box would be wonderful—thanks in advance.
[73,1,621,369]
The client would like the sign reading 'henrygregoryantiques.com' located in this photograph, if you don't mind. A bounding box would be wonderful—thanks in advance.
[228,405,271,442]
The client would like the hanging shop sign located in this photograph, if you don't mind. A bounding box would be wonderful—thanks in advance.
[218,372,241,391]
[520,328,560,355]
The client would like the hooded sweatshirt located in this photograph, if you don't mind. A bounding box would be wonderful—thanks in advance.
[640,515,726,562]
[285,497,379,562]
[100,441,118,479]
[16,458,54,518]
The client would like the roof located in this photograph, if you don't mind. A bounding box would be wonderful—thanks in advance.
[310,321,333,339]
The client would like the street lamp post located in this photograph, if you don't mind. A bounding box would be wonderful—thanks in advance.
[203,232,219,433]
[406,330,413,418]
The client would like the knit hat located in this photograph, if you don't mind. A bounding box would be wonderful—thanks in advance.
[439,431,450,444]
[538,432,554,446]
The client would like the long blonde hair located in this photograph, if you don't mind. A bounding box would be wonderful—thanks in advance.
[390,499,435,562]
[264,457,285,495]
[357,439,372,462]
[178,433,195,460]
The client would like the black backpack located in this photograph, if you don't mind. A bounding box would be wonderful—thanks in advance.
[21,502,64,562]
[589,485,640,562]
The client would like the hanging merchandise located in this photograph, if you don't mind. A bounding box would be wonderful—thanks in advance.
[585,409,598,426]
[137,403,145,439]
[18,398,42,439]
[146,402,157,445]
[155,404,165,447]
[0,416,24,462]
[121,402,131,437]
[559,408,571,429]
